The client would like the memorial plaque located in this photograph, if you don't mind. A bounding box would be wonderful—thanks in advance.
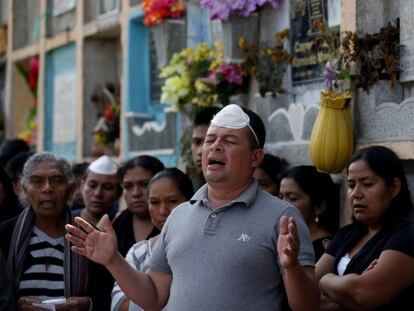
[53,72,77,144]
[400,0,414,82]
[290,0,330,84]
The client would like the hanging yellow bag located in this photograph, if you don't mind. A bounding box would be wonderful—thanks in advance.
[309,91,353,174]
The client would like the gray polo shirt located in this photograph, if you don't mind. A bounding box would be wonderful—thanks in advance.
[150,179,314,311]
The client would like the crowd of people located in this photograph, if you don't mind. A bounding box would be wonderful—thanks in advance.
[0,104,414,310]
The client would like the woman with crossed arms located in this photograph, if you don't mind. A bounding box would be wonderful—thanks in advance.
[316,146,414,310]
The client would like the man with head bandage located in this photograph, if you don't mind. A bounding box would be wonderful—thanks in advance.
[65,105,319,311]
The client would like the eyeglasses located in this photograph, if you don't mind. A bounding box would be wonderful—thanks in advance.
[28,176,67,189]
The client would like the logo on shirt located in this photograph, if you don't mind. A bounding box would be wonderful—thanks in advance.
[238,233,251,242]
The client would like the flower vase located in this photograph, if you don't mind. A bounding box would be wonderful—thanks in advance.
[309,91,353,174]
[221,13,259,63]
[151,18,186,69]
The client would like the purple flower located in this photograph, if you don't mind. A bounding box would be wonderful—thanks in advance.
[200,0,282,21]
[324,61,339,90]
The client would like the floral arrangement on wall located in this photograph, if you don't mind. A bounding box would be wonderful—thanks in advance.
[160,43,248,117]
[314,18,400,93]
[143,0,186,26]
[240,28,292,96]
[200,0,282,21]
[18,56,39,148]
[91,83,120,156]
[340,18,400,92]
[194,62,248,107]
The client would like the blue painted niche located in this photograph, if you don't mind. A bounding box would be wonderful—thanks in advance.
[124,9,181,167]
[124,6,213,167]
[44,43,77,161]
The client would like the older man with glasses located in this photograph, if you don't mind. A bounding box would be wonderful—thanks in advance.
[0,152,92,310]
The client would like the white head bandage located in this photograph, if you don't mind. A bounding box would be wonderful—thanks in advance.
[210,104,260,146]
[88,155,118,175]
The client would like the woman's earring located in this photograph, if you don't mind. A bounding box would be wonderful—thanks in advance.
[315,216,319,224]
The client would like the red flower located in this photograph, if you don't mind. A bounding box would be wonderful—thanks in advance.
[28,56,39,92]
[143,0,185,26]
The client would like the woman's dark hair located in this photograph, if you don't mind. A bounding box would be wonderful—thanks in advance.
[0,139,30,167]
[148,168,194,201]
[347,146,414,227]
[280,165,340,235]
[118,155,165,181]
[258,153,289,185]
[72,162,90,179]
[6,151,36,183]
[0,165,21,223]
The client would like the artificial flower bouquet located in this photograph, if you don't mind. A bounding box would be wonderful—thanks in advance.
[200,0,282,21]
[17,56,39,148]
[143,0,186,26]
[194,63,248,106]
[91,83,120,152]
[160,43,249,114]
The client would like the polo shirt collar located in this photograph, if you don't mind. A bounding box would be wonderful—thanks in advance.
[190,179,259,208]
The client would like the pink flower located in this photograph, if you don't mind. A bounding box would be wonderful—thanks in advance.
[209,64,244,85]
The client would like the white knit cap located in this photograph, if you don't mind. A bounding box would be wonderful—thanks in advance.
[88,155,118,175]
[210,104,259,145]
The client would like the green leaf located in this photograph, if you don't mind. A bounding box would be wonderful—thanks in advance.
[340,69,351,80]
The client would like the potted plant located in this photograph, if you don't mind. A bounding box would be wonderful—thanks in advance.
[307,20,353,174]
[200,0,283,62]
[143,0,186,68]
[309,19,400,174]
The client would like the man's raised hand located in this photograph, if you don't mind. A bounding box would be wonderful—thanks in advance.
[65,214,119,266]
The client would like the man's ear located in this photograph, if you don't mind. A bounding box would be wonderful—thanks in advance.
[252,148,264,168]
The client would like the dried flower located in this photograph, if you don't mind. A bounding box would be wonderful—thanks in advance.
[240,29,292,96]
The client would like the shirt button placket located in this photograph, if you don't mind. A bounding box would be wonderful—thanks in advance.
[204,213,217,235]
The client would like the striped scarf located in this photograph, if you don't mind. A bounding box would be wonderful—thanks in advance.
[7,206,88,298]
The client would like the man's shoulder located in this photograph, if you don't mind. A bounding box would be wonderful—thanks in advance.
[254,189,293,211]
[169,201,194,217]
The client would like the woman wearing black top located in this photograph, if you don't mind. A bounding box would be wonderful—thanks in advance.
[316,146,414,310]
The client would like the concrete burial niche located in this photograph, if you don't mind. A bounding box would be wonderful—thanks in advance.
[12,0,41,49]
[11,59,36,138]
[44,44,77,161]
[354,82,413,142]
[83,36,121,158]
[46,0,76,37]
